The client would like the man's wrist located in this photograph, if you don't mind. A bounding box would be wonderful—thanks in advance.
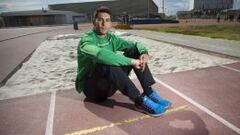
[140,51,148,55]
[131,59,135,65]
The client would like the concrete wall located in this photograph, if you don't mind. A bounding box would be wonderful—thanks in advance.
[1,11,88,27]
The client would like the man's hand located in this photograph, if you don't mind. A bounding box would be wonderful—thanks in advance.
[139,54,149,72]
[131,59,141,69]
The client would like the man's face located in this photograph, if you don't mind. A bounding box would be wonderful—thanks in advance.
[93,12,112,36]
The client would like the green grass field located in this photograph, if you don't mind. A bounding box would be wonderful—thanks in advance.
[134,24,240,41]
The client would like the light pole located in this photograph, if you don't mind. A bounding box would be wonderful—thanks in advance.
[41,0,44,11]
[162,0,165,16]
[41,0,48,11]
[148,0,150,18]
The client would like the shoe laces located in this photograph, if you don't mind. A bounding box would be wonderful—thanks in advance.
[149,91,162,102]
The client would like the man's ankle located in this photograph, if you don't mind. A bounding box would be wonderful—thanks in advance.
[135,93,147,106]
[144,87,153,96]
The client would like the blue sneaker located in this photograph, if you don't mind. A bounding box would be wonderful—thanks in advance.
[135,95,166,117]
[148,90,172,109]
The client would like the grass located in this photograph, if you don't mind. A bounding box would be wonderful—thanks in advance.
[113,24,132,29]
[134,24,240,41]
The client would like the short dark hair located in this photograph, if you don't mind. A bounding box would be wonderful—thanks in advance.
[93,6,111,20]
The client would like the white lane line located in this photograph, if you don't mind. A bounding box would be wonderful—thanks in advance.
[45,91,56,135]
[219,65,240,73]
[154,77,240,134]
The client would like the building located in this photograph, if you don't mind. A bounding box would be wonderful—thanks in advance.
[193,0,233,11]
[49,0,159,22]
[0,10,87,27]
[0,17,5,28]
[178,0,240,19]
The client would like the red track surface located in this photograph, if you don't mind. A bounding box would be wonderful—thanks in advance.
[1,63,239,135]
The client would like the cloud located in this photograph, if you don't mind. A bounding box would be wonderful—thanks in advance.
[0,3,9,11]
[153,0,190,15]
[0,1,42,12]
[47,0,112,5]
[164,0,190,15]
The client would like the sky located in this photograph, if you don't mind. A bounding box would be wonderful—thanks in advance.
[0,0,239,15]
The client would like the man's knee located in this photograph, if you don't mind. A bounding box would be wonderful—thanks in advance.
[95,64,123,75]
[108,65,132,76]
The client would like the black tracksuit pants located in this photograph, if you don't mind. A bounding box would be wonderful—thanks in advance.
[83,47,155,102]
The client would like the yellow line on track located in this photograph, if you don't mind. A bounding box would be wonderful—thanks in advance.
[65,105,187,135]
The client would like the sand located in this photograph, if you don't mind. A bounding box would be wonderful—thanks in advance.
[0,32,236,100]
